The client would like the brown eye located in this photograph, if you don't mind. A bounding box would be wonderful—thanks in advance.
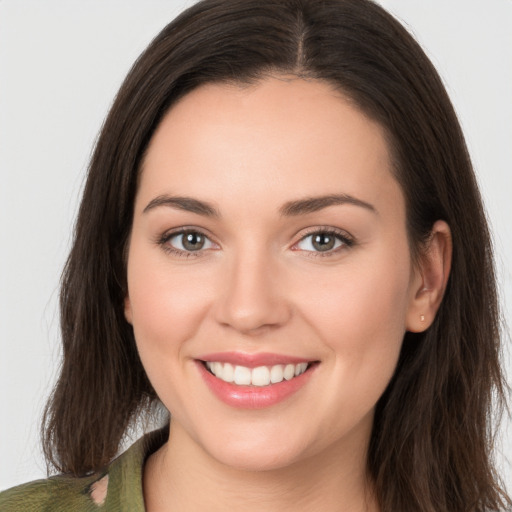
[182,231,206,251]
[295,230,352,254]
[311,233,336,252]
[167,230,214,252]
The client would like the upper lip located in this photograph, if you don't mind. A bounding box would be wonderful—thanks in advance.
[197,351,314,368]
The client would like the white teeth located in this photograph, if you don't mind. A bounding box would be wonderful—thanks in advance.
[251,366,270,387]
[270,364,284,383]
[206,361,309,386]
[233,365,252,385]
[295,362,308,376]
[212,361,223,377]
[283,364,295,381]
[222,363,234,383]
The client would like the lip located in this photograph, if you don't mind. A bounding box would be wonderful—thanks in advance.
[197,351,312,368]
[195,355,318,409]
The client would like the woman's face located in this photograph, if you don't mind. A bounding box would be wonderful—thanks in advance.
[125,77,423,471]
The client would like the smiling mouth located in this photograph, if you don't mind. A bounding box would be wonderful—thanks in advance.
[203,361,313,387]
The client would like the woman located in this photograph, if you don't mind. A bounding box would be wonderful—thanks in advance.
[1,0,510,510]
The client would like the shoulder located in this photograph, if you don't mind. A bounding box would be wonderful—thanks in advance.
[0,472,103,512]
[0,426,168,512]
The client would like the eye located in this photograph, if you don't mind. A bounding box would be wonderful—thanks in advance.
[295,229,353,254]
[164,230,216,253]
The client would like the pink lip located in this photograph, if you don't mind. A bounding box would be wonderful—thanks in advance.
[195,357,317,409]
[197,351,311,368]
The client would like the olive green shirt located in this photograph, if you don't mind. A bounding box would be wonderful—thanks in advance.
[0,427,168,511]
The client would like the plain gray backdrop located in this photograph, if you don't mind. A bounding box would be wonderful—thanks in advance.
[1,0,511,492]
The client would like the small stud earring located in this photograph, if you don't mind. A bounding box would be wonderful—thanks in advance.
[420,314,425,322]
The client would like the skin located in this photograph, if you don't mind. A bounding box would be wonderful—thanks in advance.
[124,77,451,512]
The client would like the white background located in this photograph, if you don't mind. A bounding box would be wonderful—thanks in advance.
[1,0,511,493]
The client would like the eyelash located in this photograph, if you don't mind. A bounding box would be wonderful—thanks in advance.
[157,227,354,259]
[293,227,354,258]
[157,228,215,259]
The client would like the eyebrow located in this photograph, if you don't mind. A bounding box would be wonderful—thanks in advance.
[142,193,377,218]
[279,194,378,216]
[143,195,221,217]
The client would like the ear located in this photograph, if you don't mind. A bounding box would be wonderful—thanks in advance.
[124,296,133,325]
[406,220,452,333]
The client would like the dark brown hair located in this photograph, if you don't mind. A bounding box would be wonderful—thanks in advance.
[42,0,511,510]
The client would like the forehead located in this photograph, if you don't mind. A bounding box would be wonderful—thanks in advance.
[139,77,403,219]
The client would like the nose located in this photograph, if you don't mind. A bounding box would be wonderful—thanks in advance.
[213,248,292,335]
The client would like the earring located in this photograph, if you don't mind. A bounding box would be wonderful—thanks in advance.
[420,314,425,322]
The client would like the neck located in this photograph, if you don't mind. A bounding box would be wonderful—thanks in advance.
[143,421,379,512]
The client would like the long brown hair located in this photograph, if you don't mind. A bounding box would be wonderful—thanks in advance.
[42,0,511,510]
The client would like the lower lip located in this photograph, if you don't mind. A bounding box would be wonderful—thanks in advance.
[196,361,316,409]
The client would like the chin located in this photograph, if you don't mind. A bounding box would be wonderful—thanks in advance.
[211,445,303,472]
[198,426,315,472]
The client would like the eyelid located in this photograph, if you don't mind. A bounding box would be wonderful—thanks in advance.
[157,226,219,257]
[156,225,354,258]
[291,226,354,255]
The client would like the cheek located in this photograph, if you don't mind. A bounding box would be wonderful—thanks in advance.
[292,259,411,440]
[126,246,214,356]
[300,259,410,340]
[125,246,217,416]
[296,250,411,392]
